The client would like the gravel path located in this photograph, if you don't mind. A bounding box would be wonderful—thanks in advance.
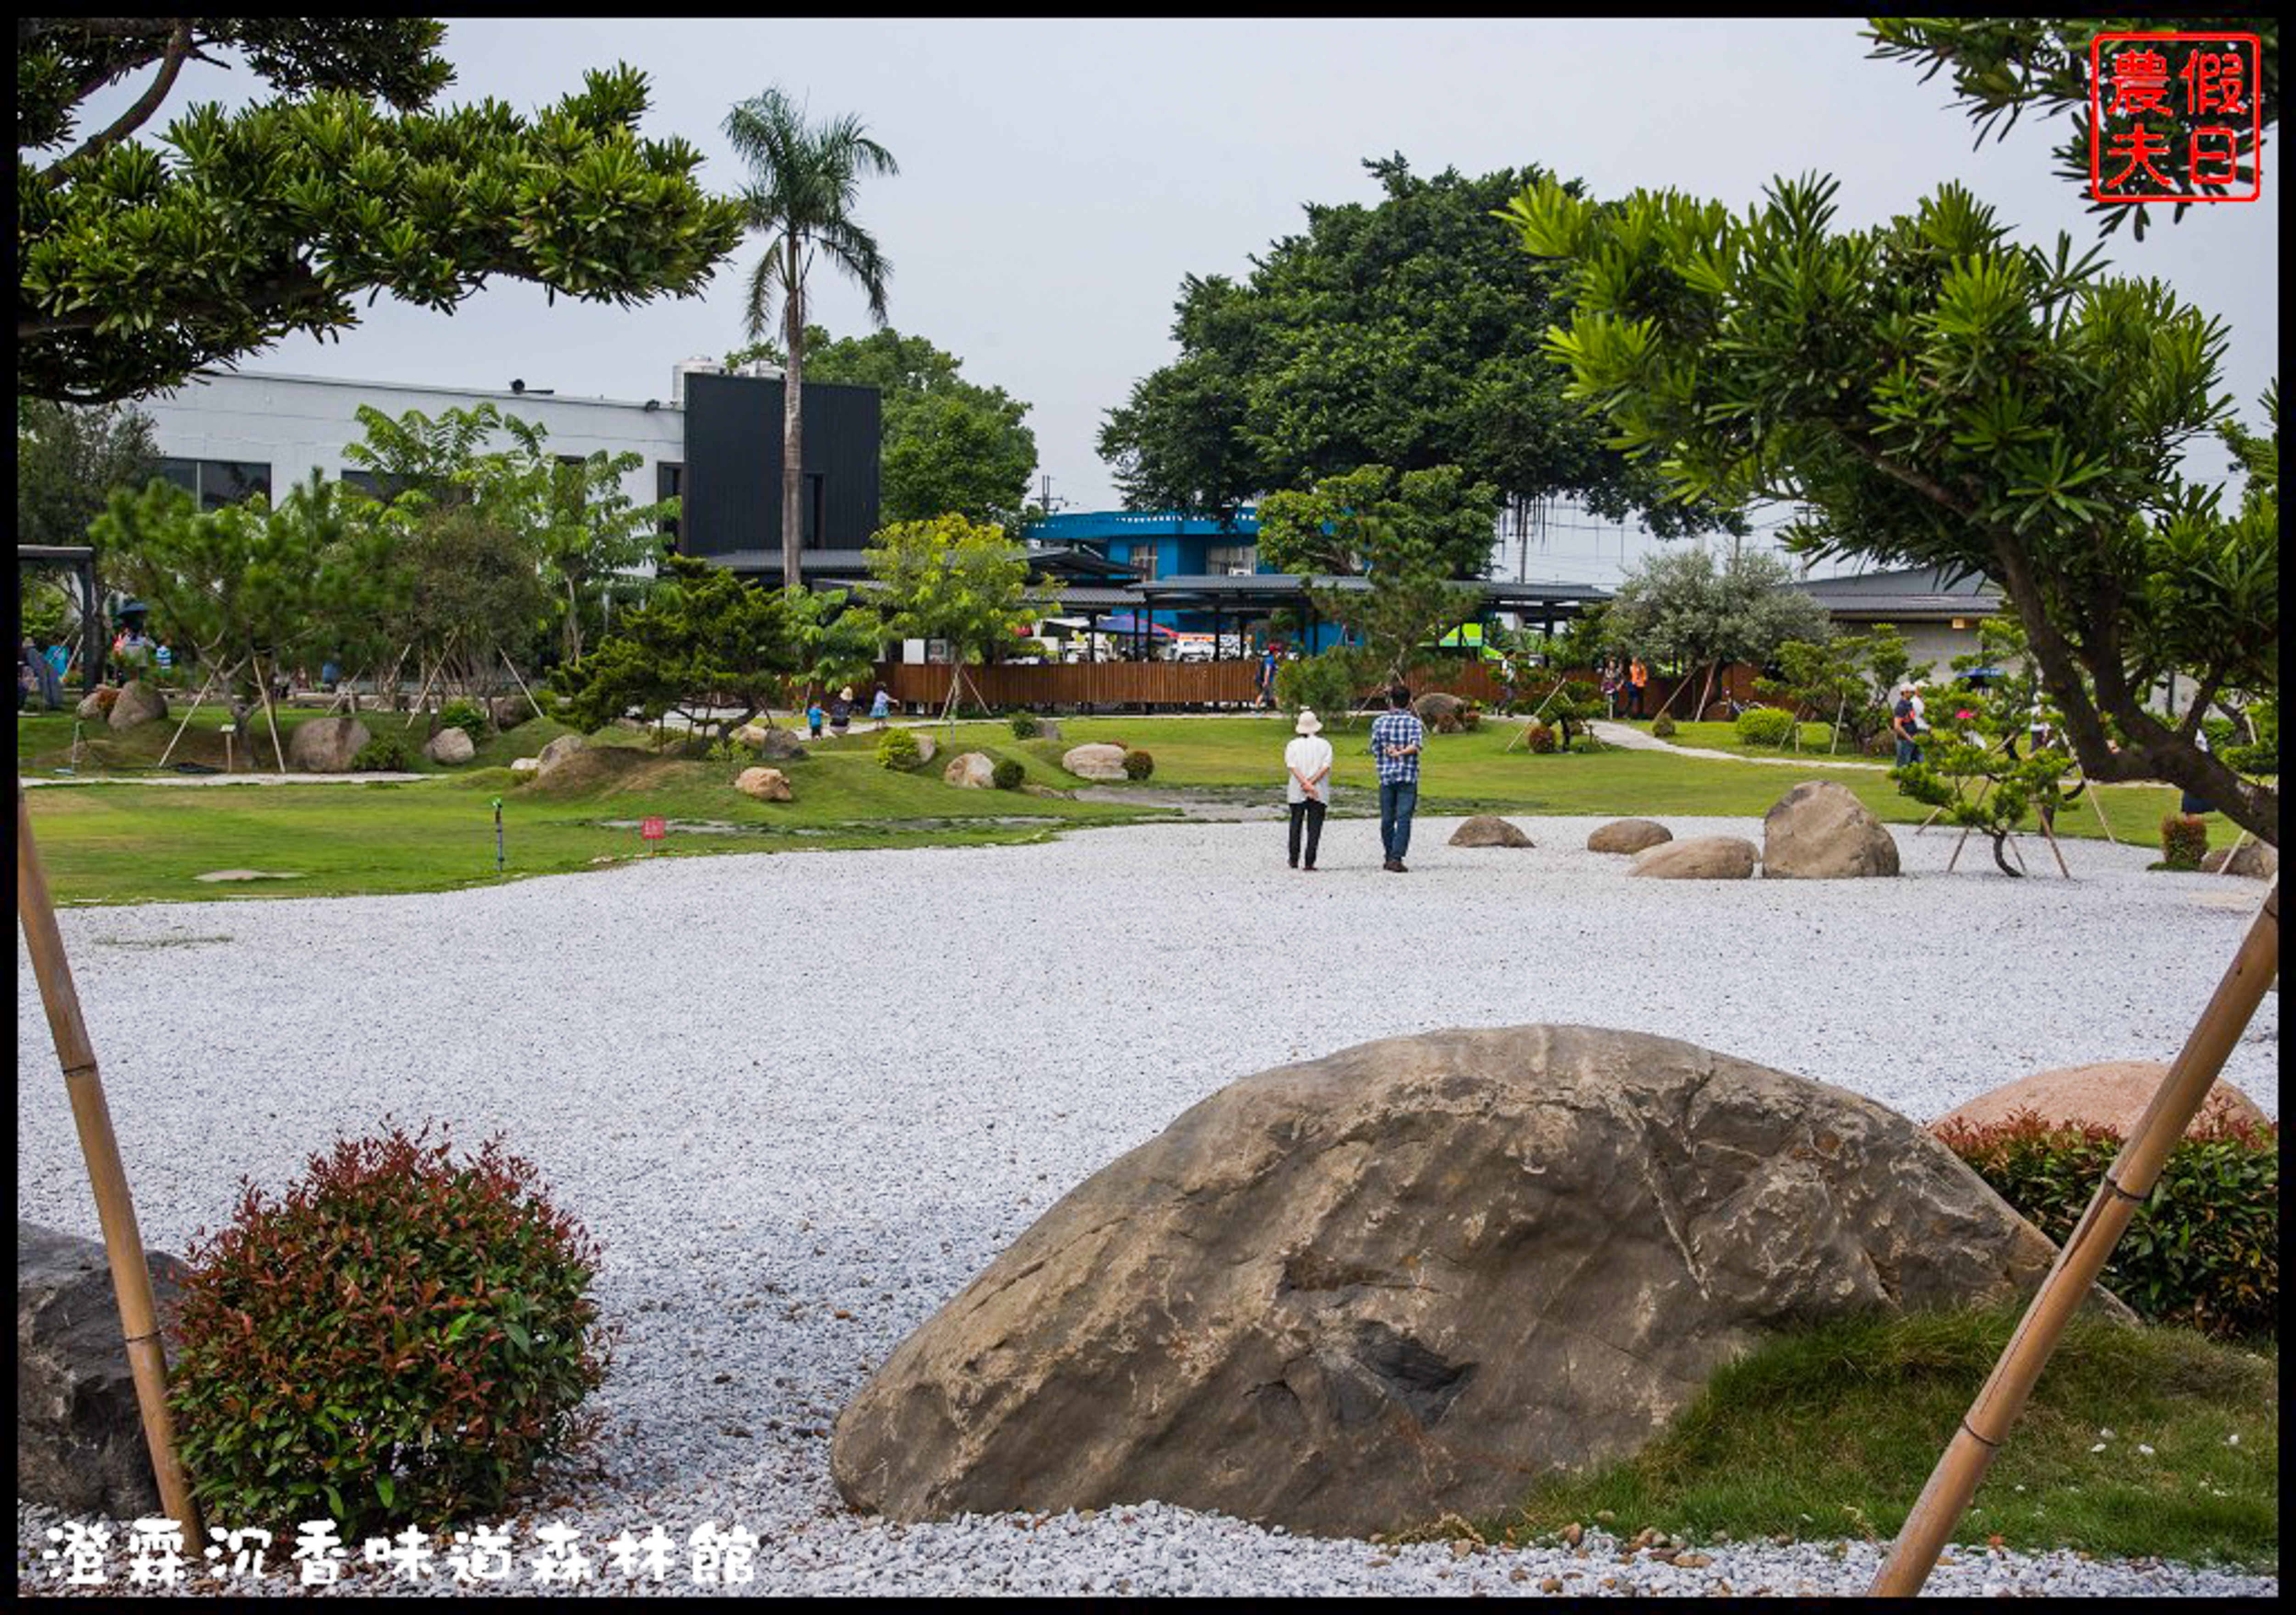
[16,816,2278,1598]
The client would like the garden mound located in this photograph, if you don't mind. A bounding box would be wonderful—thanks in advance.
[833,1024,2113,1539]
[518,746,689,798]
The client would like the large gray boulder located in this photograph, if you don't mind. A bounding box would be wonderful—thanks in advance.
[75,688,112,722]
[489,695,531,731]
[756,726,809,762]
[1448,815,1533,848]
[19,1220,189,1518]
[944,752,996,790]
[535,733,587,776]
[1034,717,1064,742]
[1628,835,1758,880]
[1412,691,1466,732]
[424,726,476,765]
[832,1025,2107,1539]
[1587,819,1671,855]
[107,679,168,731]
[1062,743,1130,782]
[1762,780,1901,879]
[736,766,793,802]
[286,714,371,773]
[2201,841,2279,881]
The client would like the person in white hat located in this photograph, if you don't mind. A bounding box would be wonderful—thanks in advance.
[1891,680,1924,768]
[1284,708,1334,871]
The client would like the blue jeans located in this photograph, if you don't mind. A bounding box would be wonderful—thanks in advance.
[1379,780,1418,862]
[1895,736,1921,768]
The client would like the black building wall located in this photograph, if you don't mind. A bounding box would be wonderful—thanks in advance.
[681,371,882,557]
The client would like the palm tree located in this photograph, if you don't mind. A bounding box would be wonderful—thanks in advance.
[722,87,898,593]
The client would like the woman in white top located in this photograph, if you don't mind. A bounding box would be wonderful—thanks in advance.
[1284,708,1335,871]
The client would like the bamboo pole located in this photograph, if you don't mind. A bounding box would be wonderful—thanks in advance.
[499,650,549,724]
[1871,882,2279,1596]
[2083,779,2118,845]
[154,661,225,770]
[248,651,289,774]
[16,789,204,1545]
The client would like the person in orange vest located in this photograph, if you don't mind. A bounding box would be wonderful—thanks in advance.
[1628,658,1649,718]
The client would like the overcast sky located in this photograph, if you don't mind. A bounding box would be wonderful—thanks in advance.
[87,17,2279,585]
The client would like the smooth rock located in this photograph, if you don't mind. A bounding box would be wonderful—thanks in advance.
[736,767,793,802]
[1762,780,1901,879]
[912,734,939,765]
[106,679,168,731]
[2200,841,2279,881]
[1063,743,1131,782]
[193,870,301,883]
[489,695,530,730]
[1930,1061,2271,1141]
[510,757,541,776]
[75,688,112,721]
[424,726,476,765]
[756,726,808,762]
[1588,819,1672,855]
[1627,836,1758,880]
[832,1026,2114,1539]
[1448,815,1533,848]
[1034,718,1064,742]
[944,752,997,790]
[286,714,371,773]
[1413,692,1465,732]
[19,1220,190,1518]
[536,734,587,776]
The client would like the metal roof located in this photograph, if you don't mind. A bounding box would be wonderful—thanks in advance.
[1789,565,2001,619]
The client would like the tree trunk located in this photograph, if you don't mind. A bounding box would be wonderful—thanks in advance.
[781,244,806,595]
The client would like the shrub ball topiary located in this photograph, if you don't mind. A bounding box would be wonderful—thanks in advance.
[2161,813,2209,870]
[1733,706,1798,747]
[877,729,922,770]
[349,733,413,773]
[1527,721,1558,755]
[992,757,1026,791]
[167,1122,610,1538]
[1651,712,1677,739]
[1008,713,1041,740]
[1936,1107,2276,1339]
[1122,748,1154,780]
[437,699,490,745]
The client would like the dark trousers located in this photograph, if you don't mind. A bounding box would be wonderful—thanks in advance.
[1379,780,1418,862]
[1288,799,1326,867]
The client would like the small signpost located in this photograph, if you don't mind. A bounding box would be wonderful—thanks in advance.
[219,721,235,774]
[641,815,667,855]
[490,797,505,872]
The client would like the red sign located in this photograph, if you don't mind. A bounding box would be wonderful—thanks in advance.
[2089,32,2263,205]
[640,817,667,841]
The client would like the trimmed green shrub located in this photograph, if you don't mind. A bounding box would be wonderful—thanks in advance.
[1008,713,1041,740]
[2161,813,2209,870]
[1526,721,1558,754]
[1734,706,1798,747]
[1275,646,1373,728]
[876,729,921,770]
[437,699,489,745]
[350,733,413,772]
[1651,712,1677,739]
[992,757,1025,791]
[1122,748,1154,780]
[1936,1108,2276,1339]
[167,1122,610,1537]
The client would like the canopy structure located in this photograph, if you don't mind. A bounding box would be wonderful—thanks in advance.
[16,544,105,693]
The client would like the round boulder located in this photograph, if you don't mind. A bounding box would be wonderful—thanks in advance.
[756,726,808,762]
[1627,835,1758,880]
[1930,1061,2270,1141]
[286,714,371,773]
[2200,841,2279,881]
[1063,742,1131,782]
[1412,691,1465,733]
[424,727,476,765]
[1762,780,1900,879]
[736,766,793,802]
[831,1025,2115,1540]
[535,733,587,776]
[489,695,530,731]
[1035,717,1064,742]
[912,733,939,766]
[106,679,168,731]
[1588,819,1672,855]
[944,752,996,790]
[1448,815,1534,848]
[74,688,112,722]
[509,757,540,777]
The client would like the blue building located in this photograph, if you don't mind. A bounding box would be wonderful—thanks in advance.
[1021,507,1355,649]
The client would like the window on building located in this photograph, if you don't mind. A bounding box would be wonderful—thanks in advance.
[156,457,272,510]
[1207,543,1259,575]
[802,472,826,549]
[657,462,684,545]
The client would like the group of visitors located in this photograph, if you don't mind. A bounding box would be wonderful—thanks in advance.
[1279,683,1425,874]
[18,637,67,710]
[1601,658,1650,718]
[805,684,895,740]
[1891,680,1930,767]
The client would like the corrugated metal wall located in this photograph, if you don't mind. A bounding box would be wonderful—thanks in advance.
[682,371,882,557]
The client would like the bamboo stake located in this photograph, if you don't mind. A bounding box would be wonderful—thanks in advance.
[154,661,225,770]
[2216,827,2252,879]
[402,631,455,731]
[2036,811,2074,880]
[499,651,549,724]
[1872,882,2280,1596]
[2083,780,2118,845]
[16,789,204,1545]
[249,651,289,774]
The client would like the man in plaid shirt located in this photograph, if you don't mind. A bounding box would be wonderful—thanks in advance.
[1370,683,1425,873]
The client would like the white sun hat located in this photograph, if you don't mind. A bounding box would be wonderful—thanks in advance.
[1294,709,1323,735]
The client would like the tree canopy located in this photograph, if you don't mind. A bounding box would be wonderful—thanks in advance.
[556,553,794,744]
[19,19,746,403]
[1601,547,1832,717]
[1865,18,2280,240]
[730,324,1038,528]
[17,396,160,554]
[865,514,1050,708]
[1097,154,1738,537]
[1505,172,2278,844]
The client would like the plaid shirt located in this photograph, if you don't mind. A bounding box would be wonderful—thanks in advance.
[1370,710,1425,785]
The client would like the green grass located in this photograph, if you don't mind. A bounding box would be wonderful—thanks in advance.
[1637,718,1857,758]
[1441,1307,2277,1569]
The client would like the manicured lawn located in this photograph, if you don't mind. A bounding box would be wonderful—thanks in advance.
[1439,1307,2278,1570]
[1632,718,1862,758]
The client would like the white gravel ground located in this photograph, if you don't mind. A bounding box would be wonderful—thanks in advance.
[16,815,2279,1597]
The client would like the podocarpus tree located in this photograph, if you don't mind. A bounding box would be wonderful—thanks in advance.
[1257,463,1496,684]
[865,515,1053,715]
[1759,624,1920,754]
[1600,546,1832,720]
[554,553,795,746]
[18,20,746,404]
[1504,174,2279,846]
